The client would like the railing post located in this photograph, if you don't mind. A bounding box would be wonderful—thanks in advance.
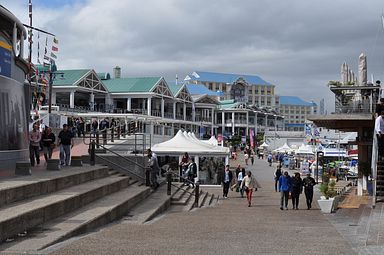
[194,182,200,208]
[145,167,151,186]
[96,132,100,149]
[117,125,121,139]
[103,129,107,145]
[111,127,114,143]
[90,140,95,166]
[167,171,172,195]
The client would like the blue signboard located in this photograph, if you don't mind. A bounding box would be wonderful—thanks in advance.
[0,41,12,78]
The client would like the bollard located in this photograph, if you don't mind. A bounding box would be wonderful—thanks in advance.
[117,126,121,139]
[145,167,150,186]
[194,182,200,208]
[96,132,100,149]
[167,171,172,195]
[111,127,114,142]
[90,140,95,166]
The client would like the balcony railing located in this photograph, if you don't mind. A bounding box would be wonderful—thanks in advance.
[329,84,380,115]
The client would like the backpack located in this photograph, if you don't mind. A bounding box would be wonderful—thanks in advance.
[275,169,282,179]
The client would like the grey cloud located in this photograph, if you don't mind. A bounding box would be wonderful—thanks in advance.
[6,0,384,112]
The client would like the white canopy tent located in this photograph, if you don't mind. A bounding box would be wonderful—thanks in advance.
[152,130,230,183]
[274,143,293,153]
[260,142,269,147]
[295,144,314,155]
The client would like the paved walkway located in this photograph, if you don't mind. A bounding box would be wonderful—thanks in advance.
[46,155,357,255]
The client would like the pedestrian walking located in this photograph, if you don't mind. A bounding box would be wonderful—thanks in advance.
[250,150,255,165]
[279,171,292,210]
[291,172,303,210]
[274,166,282,192]
[244,152,249,165]
[58,124,74,166]
[148,151,160,189]
[237,168,246,197]
[302,173,316,210]
[267,153,273,167]
[42,127,55,162]
[29,123,41,166]
[222,165,233,198]
[240,171,261,207]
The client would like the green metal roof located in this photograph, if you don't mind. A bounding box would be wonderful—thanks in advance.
[97,72,111,80]
[52,69,90,86]
[219,99,235,105]
[35,64,50,72]
[168,83,183,96]
[103,77,161,93]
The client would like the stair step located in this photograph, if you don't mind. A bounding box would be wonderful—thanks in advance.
[198,192,209,208]
[123,184,171,224]
[0,183,151,253]
[208,193,215,206]
[0,175,131,242]
[171,184,190,201]
[172,188,193,206]
[0,165,110,208]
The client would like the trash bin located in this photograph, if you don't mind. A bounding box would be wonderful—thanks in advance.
[367,180,373,196]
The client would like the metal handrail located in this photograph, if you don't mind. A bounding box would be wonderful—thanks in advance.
[372,131,378,208]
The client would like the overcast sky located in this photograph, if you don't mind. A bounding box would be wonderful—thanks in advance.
[4,0,384,112]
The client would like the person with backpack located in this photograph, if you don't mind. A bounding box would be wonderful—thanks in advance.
[274,166,282,192]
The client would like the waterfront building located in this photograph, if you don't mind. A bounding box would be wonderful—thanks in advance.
[31,68,285,144]
[279,96,318,132]
[185,71,278,109]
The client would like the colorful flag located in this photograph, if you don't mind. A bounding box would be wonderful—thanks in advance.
[250,128,254,148]
[51,46,58,52]
[50,52,57,59]
[43,55,50,61]
[53,37,59,44]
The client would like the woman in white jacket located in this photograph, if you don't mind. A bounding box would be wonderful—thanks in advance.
[241,171,261,207]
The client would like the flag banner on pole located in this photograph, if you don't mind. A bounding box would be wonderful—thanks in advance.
[250,128,254,148]
[51,45,58,52]
[53,37,59,44]
[37,32,40,64]
[50,52,57,59]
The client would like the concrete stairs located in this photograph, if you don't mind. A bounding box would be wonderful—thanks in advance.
[170,183,220,211]
[0,165,153,254]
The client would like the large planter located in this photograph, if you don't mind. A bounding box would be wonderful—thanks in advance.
[318,197,335,213]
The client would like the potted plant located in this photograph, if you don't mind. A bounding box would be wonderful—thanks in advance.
[318,180,337,213]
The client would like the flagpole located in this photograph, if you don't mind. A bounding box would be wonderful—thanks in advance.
[28,0,33,113]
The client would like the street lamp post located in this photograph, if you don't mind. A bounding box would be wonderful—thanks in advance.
[48,62,57,114]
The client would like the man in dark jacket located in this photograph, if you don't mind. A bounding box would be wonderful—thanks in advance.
[302,173,316,210]
[222,165,233,198]
[291,172,303,210]
[279,171,292,210]
[274,166,282,192]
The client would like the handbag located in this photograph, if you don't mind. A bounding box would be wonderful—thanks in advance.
[254,188,258,191]
[235,187,240,192]
[244,186,249,192]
